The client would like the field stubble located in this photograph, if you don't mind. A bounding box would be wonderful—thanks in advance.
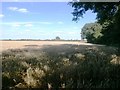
[0,41,94,52]
[1,41,120,89]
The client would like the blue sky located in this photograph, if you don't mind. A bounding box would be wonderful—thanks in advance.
[0,2,97,40]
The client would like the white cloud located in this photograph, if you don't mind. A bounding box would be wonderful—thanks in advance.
[39,22,53,25]
[24,23,33,27]
[8,7,18,11]
[0,14,4,18]
[12,23,33,27]
[8,7,29,13]
[17,8,29,13]
[12,23,21,27]
[57,21,63,24]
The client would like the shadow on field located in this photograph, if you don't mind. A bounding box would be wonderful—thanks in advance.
[2,44,120,89]
[41,44,117,56]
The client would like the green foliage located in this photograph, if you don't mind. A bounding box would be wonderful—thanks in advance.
[69,2,119,23]
[81,22,102,43]
[55,36,61,40]
[100,5,120,46]
[69,2,120,47]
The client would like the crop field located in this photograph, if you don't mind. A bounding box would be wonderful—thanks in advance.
[0,41,94,52]
[1,41,120,89]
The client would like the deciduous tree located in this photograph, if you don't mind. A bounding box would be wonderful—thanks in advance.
[69,2,120,46]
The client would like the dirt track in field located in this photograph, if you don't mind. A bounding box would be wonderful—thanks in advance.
[0,41,96,52]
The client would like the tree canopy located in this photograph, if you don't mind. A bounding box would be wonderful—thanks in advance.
[81,22,102,43]
[70,2,119,23]
[55,36,61,40]
[69,2,120,47]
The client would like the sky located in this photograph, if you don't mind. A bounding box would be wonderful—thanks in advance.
[0,2,97,40]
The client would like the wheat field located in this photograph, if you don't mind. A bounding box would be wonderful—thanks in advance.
[0,41,94,52]
[1,40,120,89]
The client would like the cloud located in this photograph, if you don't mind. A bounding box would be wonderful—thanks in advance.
[17,8,29,13]
[12,23,21,27]
[8,7,29,13]
[38,22,53,25]
[8,7,18,11]
[11,23,33,27]
[0,14,4,18]
[24,23,33,27]
[57,21,63,24]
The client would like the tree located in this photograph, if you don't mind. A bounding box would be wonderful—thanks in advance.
[55,36,61,40]
[69,2,120,47]
[69,2,119,23]
[81,22,102,43]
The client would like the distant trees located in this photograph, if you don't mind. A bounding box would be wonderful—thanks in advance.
[81,22,102,43]
[55,36,61,40]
